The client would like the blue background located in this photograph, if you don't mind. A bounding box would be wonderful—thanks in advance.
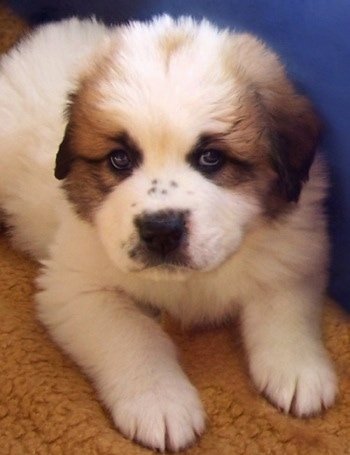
[5,0,350,310]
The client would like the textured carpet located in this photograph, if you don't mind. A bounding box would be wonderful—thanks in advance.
[0,4,349,454]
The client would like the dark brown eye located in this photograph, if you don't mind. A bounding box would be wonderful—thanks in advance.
[109,149,132,171]
[197,149,225,171]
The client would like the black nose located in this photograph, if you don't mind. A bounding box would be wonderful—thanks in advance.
[135,211,186,256]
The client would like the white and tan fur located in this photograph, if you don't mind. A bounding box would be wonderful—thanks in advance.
[0,16,337,451]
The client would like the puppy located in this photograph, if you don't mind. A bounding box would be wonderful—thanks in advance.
[0,16,337,451]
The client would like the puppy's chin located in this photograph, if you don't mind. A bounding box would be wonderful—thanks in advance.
[115,251,198,282]
[132,264,195,282]
[117,247,237,282]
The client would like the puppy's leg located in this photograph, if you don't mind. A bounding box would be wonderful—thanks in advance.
[36,272,205,451]
[240,285,337,416]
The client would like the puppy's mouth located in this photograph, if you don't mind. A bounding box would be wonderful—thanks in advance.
[128,245,193,271]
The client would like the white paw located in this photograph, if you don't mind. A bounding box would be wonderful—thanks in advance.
[249,346,338,417]
[111,378,206,451]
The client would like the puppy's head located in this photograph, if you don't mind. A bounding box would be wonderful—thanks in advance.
[55,16,320,279]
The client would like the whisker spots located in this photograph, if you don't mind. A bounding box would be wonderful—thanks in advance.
[147,179,180,197]
[147,187,157,195]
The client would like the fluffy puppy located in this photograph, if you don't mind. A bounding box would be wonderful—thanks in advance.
[0,16,338,451]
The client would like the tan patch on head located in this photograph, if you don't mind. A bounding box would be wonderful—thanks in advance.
[61,86,122,161]
[55,68,144,220]
[185,90,280,214]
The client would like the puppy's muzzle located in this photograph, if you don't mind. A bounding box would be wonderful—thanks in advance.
[135,210,187,257]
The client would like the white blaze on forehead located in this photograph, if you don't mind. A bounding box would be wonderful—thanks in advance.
[94,16,242,151]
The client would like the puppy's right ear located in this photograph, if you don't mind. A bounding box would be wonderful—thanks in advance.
[55,125,75,180]
[55,92,78,180]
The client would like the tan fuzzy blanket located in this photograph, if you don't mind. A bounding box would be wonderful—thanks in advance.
[0,5,349,454]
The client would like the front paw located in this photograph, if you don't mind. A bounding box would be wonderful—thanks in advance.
[249,346,338,417]
[111,378,206,452]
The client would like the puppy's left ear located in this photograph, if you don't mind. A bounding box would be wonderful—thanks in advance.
[231,34,321,202]
[264,85,321,202]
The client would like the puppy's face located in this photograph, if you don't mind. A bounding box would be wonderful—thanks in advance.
[56,17,320,279]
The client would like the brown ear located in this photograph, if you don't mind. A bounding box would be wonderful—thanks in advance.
[55,125,75,180]
[55,92,78,180]
[267,93,321,202]
[230,34,321,202]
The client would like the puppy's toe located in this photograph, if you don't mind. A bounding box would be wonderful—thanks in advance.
[250,348,338,417]
[289,362,338,417]
[111,380,206,451]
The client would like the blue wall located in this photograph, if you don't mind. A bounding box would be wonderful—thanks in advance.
[5,0,350,310]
